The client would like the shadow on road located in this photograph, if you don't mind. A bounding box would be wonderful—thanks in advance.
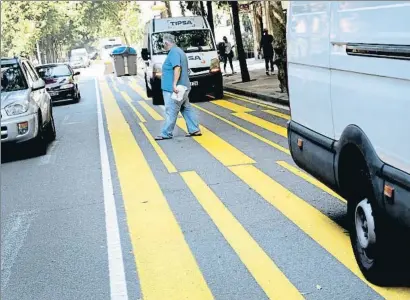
[1,143,47,164]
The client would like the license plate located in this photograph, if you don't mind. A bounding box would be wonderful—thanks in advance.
[49,91,58,96]
[191,81,199,87]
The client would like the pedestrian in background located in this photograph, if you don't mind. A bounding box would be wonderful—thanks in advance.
[155,34,202,140]
[221,36,235,75]
[259,29,275,75]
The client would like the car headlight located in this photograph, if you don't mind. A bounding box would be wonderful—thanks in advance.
[5,102,29,116]
[153,64,162,78]
[210,58,220,73]
[60,83,74,89]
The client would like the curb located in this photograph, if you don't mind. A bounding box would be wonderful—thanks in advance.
[223,86,289,106]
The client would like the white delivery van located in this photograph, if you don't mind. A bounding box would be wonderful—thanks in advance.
[99,37,123,62]
[141,16,223,105]
[287,1,410,284]
[70,48,90,67]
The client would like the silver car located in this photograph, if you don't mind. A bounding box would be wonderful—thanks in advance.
[1,57,56,155]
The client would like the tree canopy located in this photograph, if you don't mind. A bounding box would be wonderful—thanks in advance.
[1,1,143,59]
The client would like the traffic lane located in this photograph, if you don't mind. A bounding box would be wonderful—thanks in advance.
[1,77,110,300]
[109,82,383,299]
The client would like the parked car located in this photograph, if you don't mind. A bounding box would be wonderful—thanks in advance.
[35,63,81,103]
[1,57,56,155]
[69,56,87,69]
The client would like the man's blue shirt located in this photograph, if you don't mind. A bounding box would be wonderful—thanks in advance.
[161,46,190,92]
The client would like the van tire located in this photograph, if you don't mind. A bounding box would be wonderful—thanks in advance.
[342,147,396,285]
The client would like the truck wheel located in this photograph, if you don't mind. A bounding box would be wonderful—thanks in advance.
[152,90,164,106]
[146,79,153,98]
[214,86,224,99]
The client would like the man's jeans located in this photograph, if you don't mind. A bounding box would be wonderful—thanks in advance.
[161,90,200,138]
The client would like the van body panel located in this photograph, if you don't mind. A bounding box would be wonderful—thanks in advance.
[329,1,410,174]
[287,1,335,138]
[287,0,410,233]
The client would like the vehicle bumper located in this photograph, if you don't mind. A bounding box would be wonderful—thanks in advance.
[48,87,76,102]
[150,71,223,105]
[1,112,38,143]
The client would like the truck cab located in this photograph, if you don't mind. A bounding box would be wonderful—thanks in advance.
[141,16,223,105]
[287,1,410,285]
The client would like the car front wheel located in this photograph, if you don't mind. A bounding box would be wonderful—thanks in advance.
[32,113,48,156]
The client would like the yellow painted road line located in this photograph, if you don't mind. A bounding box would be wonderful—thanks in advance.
[263,109,291,121]
[233,112,287,138]
[230,164,410,299]
[181,171,303,300]
[212,100,254,113]
[138,101,164,121]
[129,81,150,100]
[120,91,146,122]
[224,91,276,110]
[277,161,346,204]
[192,104,290,155]
[176,119,255,166]
[100,79,213,300]
[139,122,177,173]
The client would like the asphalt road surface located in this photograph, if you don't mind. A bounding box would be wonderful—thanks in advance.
[1,64,410,300]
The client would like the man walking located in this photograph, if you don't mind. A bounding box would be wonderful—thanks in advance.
[259,29,275,75]
[155,34,202,140]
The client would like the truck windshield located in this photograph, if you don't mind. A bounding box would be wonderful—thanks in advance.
[1,63,28,92]
[151,30,215,55]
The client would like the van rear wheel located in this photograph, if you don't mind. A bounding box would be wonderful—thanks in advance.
[146,78,153,98]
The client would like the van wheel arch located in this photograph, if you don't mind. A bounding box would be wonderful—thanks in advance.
[334,125,384,201]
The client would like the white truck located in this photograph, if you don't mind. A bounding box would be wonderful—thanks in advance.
[140,16,223,105]
[287,1,410,284]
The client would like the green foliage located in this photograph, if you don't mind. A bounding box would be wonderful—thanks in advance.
[1,1,143,59]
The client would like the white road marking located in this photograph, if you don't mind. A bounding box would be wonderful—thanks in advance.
[1,211,36,291]
[62,115,70,124]
[38,141,59,166]
[95,78,129,299]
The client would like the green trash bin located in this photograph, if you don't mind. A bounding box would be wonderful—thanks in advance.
[111,46,137,77]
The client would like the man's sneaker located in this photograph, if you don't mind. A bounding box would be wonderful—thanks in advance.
[266,71,269,75]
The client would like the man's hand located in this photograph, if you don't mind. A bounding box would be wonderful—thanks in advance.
[173,84,179,94]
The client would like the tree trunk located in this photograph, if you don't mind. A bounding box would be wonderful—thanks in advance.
[199,1,206,16]
[266,1,288,93]
[251,3,262,58]
[179,1,186,16]
[231,2,250,82]
[206,1,215,38]
[36,41,42,65]
[165,1,172,17]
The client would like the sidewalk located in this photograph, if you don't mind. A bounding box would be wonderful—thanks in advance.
[222,58,289,106]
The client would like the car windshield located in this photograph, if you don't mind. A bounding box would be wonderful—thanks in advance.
[151,30,215,55]
[36,65,71,79]
[1,63,28,92]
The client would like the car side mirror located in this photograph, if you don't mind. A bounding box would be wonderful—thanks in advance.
[32,79,45,91]
[141,48,150,61]
[74,71,80,76]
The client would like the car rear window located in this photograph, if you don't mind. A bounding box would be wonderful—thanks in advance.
[1,63,28,92]
[36,65,72,79]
